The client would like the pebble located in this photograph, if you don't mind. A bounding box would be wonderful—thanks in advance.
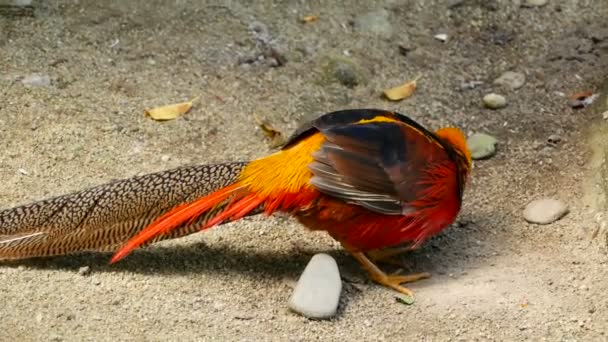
[547,134,562,144]
[493,71,526,90]
[483,93,507,109]
[434,33,448,42]
[467,133,498,160]
[523,198,569,224]
[288,253,342,319]
[0,0,32,6]
[21,74,51,87]
[77,266,91,276]
[522,0,548,7]
[326,57,361,88]
[354,9,393,38]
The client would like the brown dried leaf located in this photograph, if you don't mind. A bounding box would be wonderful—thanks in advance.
[383,74,422,101]
[301,15,318,23]
[254,115,285,148]
[144,98,198,121]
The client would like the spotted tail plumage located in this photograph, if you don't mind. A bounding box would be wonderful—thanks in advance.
[0,162,248,260]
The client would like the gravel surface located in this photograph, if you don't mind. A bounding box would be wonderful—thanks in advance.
[1,1,607,341]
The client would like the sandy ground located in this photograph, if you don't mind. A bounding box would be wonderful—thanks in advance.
[1,0,607,341]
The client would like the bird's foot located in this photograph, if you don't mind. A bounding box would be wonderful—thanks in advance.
[371,271,431,297]
[367,246,412,267]
[343,243,431,297]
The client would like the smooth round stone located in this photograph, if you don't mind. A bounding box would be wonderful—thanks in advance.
[21,74,51,87]
[523,198,569,224]
[493,71,526,90]
[483,93,507,109]
[522,0,548,7]
[288,253,342,319]
[354,9,393,38]
[467,133,498,160]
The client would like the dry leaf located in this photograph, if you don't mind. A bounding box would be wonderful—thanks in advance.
[254,115,285,148]
[144,97,198,121]
[301,15,318,23]
[395,295,415,305]
[383,75,422,101]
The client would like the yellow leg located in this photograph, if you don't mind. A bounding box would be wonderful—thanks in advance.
[344,244,431,296]
[367,246,412,266]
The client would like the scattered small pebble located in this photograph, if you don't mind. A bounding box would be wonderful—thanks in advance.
[21,74,51,87]
[18,168,29,175]
[547,134,562,145]
[467,133,498,160]
[447,0,465,8]
[493,71,526,90]
[353,9,393,38]
[523,198,569,224]
[521,0,548,7]
[48,333,63,342]
[288,253,342,319]
[460,80,484,90]
[602,111,608,120]
[326,57,362,88]
[78,266,91,276]
[434,33,448,42]
[0,0,32,6]
[483,93,507,109]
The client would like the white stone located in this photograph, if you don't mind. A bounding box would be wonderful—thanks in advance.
[523,198,569,224]
[522,0,548,7]
[434,33,448,42]
[493,71,526,90]
[288,253,342,319]
[21,74,51,87]
[483,93,507,109]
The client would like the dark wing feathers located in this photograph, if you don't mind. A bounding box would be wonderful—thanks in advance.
[309,118,453,215]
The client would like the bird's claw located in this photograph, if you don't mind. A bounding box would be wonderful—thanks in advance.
[373,272,432,296]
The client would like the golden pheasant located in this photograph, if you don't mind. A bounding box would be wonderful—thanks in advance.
[0,109,471,297]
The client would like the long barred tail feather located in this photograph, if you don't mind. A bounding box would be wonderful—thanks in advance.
[0,162,248,260]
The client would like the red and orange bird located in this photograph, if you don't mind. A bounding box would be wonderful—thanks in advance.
[0,109,471,297]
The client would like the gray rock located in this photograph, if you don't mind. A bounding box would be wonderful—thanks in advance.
[21,74,51,87]
[547,134,562,144]
[522,0,548,7]
[0,0,32,6]
[323,57,363,88]
[354,9,393,39]
[483,93,507,109]
[523,198,569,224]
[493,71,526,90]
[288,253,342,319]
[467,133,498,160]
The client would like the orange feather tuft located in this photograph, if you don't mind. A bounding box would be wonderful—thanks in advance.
[435,127,471,167]
[110,183,242,264]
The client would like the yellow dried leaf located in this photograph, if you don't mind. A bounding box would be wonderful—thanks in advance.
[144,98,198,121]
[254,114,285,148]
[301,15,318,23]
[383,75,422,101]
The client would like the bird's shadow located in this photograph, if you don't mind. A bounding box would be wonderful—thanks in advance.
[1,211,495,314]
